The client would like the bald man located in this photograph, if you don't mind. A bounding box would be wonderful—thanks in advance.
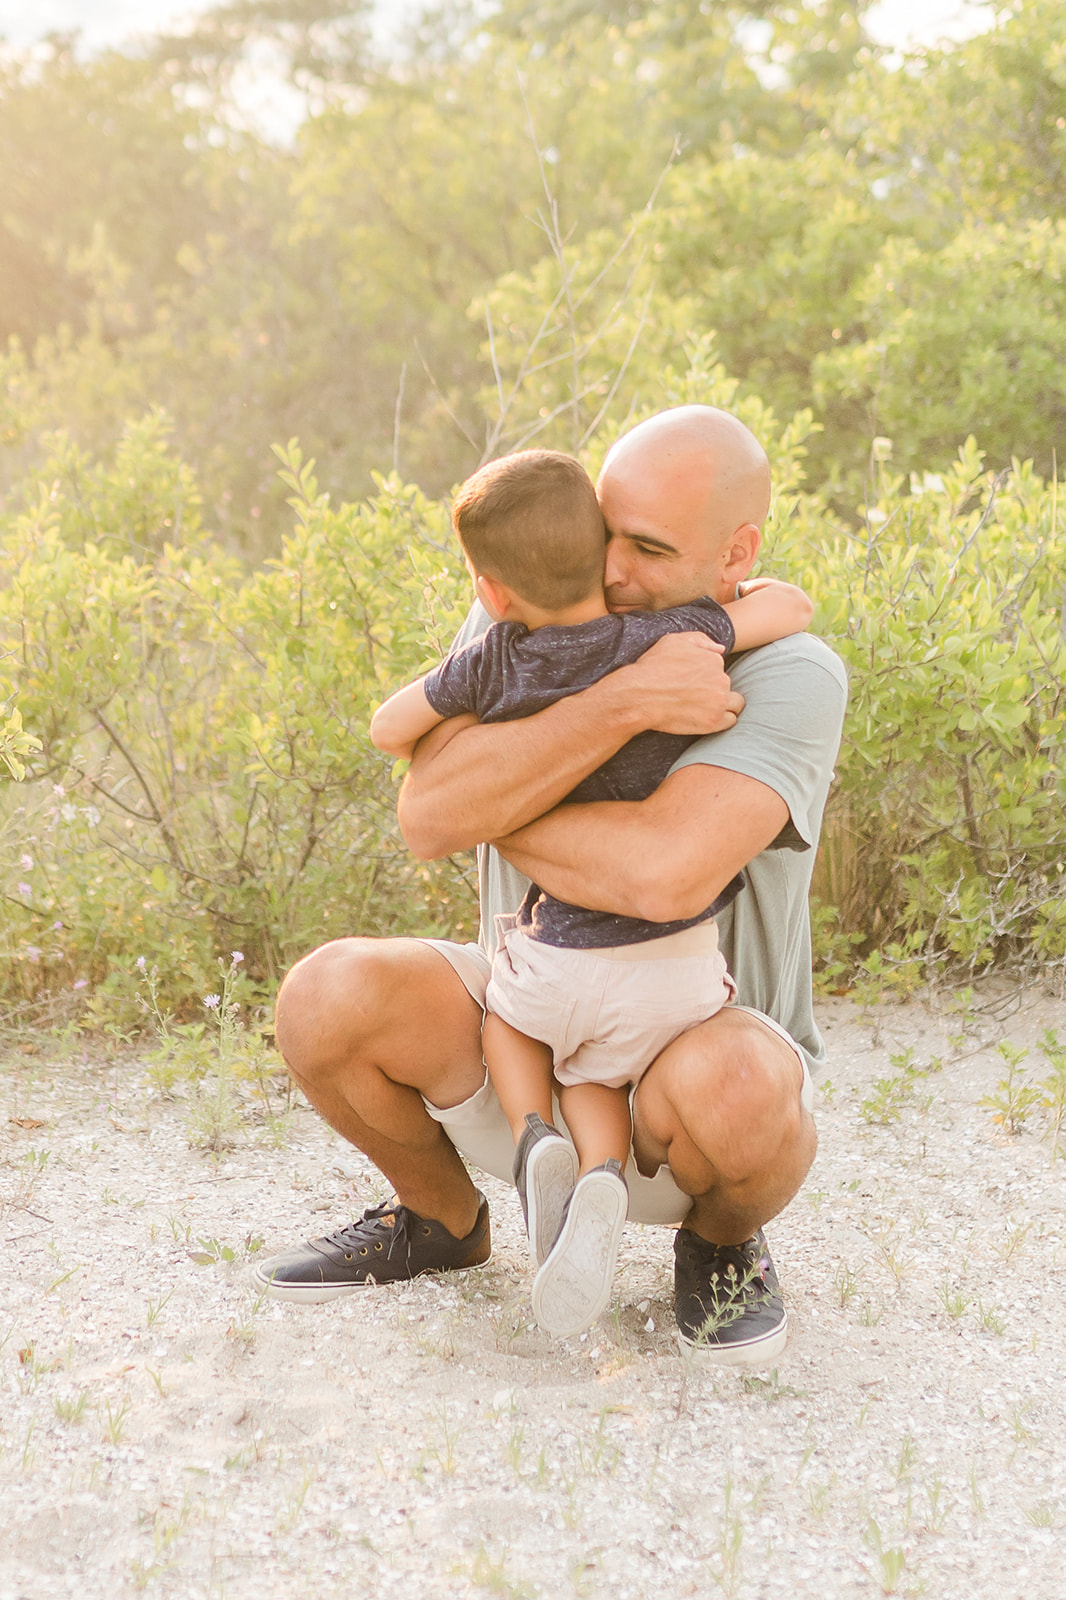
[257,406,848,1367]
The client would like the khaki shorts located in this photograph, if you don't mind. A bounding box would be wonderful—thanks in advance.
[486,918,735,1090]
[419,937,815,1228]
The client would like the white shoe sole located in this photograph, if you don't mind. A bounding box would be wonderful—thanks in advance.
[531,1169,627,1337]
[524,1136,579,1267]
[676,1310,789,1368]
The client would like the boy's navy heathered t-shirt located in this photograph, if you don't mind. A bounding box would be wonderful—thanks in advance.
[422,597,744,949]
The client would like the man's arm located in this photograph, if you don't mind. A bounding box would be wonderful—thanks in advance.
[493,764,789,924]
[398,631,745,859]
[369,676,444,761]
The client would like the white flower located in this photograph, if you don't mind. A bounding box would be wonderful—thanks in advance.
[25,946,42,962]
[61,804,77,823]
[20,854,33,870]
[230,950,244,965]
[17,882,32,898]
[52,783,65,797]
[135,956,147,971]
[203,994,221,1010]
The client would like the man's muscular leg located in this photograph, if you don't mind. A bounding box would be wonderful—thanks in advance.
[631,1006,815,1241]
[274,938,485,1239]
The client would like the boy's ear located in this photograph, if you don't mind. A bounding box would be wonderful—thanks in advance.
[720,522,761,584]
[474,572,514,622]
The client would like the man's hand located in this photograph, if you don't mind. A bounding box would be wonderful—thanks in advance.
[619,632,744,736]
[398,631,743,859]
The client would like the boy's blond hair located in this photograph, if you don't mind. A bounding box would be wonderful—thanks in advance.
[451,450,605,610]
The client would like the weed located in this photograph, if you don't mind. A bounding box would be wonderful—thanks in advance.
[1024,1500,1056,1528]
[705,1475,744,1597]
[980,1042,1041,1135]
[859,1048,931,1126]
[936,1281,970,1319]
[104,1395,133,1445]
[807,1481,833,1519]
[458,1543,533,1599]
[864,1518,909,1594]
[1008,1401,1038,1447]
[922,1471,953,1534]
[975,1300,1006,1336]
[146,1289,175,1328]
[53,1391,90,1425]
[896,1434,919,1482]
[281,1467,315,1530]
[835,1261,863,1308]
[738,1368,808,1403]
[1038,1029,1066,1153]
[993,1217,1033,1263]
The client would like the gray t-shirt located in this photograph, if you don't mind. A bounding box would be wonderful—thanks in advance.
[451,601,848,1072]
[423,598,743,947]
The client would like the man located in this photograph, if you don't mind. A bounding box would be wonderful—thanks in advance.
[256,405,848,1365]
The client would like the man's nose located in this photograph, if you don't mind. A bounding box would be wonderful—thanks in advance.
[603,537,626,588]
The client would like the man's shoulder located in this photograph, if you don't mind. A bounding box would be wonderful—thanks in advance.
[731,631,847,688]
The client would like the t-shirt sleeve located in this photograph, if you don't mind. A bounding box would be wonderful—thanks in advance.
[423,636,488,720]
[669,633,848,850]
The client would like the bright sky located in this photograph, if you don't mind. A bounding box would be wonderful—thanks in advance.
[0,0,994,55]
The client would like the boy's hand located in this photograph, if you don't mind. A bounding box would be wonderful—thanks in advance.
[611,633,744,736]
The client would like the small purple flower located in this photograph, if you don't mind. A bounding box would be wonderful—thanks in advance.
[20,853,33,870]
[73,978,88,990]
[230,950,244,966]
[203,994,221,1010]
[17,882,32,898]
[25,946,42,962]
[135,956,147,971]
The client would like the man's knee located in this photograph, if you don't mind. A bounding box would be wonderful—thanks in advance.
[638,1009,808,1180]
[274,937,397,1086]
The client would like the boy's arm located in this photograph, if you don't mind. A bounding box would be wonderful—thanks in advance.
[369,676,445,762]
[722,578,813,652]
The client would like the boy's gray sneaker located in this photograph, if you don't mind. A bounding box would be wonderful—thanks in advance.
[674,1227,788,1366]
[251,1193,490,1303]
[531,1159,628,1337]
[512,1113,579,1267]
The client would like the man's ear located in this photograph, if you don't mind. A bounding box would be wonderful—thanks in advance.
[474,572,514,622]
[721,522,761,584]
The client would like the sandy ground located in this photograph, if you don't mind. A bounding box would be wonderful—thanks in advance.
[3,987,1066,1600]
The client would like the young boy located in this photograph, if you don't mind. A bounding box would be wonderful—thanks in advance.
[370,450,812,1337]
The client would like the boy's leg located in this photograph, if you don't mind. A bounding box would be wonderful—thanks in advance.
[482,1010,579,1266]
[481,1012,556,1143]
[557,1082,632,1174]
[532,1081,631,1338]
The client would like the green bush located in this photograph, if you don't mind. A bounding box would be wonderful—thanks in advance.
[770,438,1066,985]
[0,421,476,1018]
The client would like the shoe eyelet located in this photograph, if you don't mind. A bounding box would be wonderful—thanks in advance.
[344,1253,353,1261]
[359,1247,368,1256]
[374,1242,383,1251]
[422,1226,431,1236]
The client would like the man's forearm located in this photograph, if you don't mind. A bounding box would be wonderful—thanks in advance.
[397,631,745,859]
[496,765,790,925]
[397,673,646,859]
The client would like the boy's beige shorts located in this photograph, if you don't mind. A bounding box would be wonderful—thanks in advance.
[417,934,814,1228]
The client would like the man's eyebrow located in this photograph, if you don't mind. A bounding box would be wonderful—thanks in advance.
[614,530,680,555]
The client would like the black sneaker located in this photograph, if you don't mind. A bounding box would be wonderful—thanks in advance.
[674,1227,788,1366]
[531,1159,628,1337]
[251,1193,491,1303]
[512,1113,579,1267]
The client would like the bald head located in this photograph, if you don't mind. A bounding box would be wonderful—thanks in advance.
[597,406,771,612]
[601,406,770,541]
